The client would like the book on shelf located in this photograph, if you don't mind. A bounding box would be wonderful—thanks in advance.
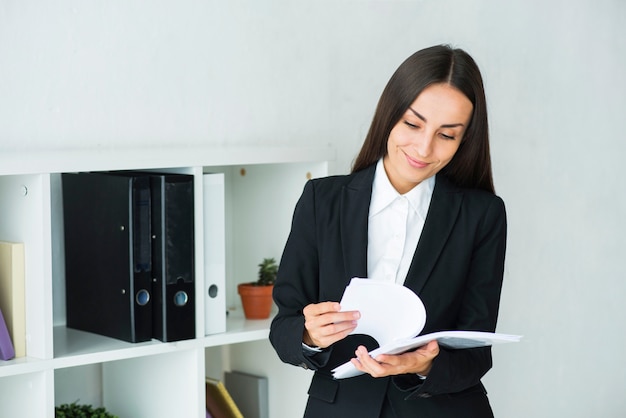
[224,371,269,418]
[0,306,16,360]
[331,278,522,379]
[0,241,26,358]
[205,377,243,418]
[203,173,227,336]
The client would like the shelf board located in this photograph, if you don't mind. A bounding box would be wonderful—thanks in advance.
[0,145,335,176]
[52,327,197,370]
[0,316,275,402]
[203,309,272,347]
[0,355,50,378]
[46,312,272,371]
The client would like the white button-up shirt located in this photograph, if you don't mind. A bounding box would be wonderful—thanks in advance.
[367,159,435,285]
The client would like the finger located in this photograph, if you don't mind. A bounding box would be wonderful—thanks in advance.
[305,310,360,331]
[426,340,439,351]
[415,340,440,357]
[303,301,340,317]
[320,316,359,336]
[327,310,361,324]
[372,353,402,367]
[308,315,358,344]
[353,346,392,377]
[305,310,360,347]
[311,328,355,349]
[303,302,361,348]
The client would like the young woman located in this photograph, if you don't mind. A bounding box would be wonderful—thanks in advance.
[270,44,507,418]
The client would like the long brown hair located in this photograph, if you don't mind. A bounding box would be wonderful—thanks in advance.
[351,45,494,193]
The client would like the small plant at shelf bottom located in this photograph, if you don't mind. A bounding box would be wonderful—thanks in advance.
[55,401,119,418]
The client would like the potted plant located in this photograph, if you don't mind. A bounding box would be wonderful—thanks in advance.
[237,257,278,319]
[55,401,118,418]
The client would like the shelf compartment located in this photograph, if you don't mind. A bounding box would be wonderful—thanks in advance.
[52,311,271,369]
[0,174,54,360]
[0,370,50,417]
[54,350,204,418]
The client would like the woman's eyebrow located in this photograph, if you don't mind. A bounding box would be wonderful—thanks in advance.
[408,107,465,128]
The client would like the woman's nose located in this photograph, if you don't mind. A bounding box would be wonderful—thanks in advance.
[413,132,433,157]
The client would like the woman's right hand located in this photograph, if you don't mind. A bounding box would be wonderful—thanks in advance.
[302,302,360,349]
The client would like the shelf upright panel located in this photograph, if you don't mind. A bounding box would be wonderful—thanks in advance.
[44,369,56,418]
[0,174,54,360]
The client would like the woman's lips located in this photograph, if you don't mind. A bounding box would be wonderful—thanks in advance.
[405,154,429,169]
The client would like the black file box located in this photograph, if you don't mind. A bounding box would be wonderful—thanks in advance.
[62,171,195,343]
[150,174,195,342]
[62,172,154,343]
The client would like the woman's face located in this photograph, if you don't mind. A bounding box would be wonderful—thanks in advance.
[384,83,473,194]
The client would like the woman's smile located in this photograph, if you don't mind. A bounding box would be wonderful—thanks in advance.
[403,152,430,169]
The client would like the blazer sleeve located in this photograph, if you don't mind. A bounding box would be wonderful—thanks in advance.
[395,194,507,398]
[269,180,332,370]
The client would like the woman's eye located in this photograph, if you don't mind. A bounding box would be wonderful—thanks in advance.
[404,121,418,129]
[440,133,455,140]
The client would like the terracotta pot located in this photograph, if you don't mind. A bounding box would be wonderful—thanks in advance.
[237,283,274,319]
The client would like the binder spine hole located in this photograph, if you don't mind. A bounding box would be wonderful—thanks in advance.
[136,289,150,306]
[173,291,189,307]
[208,284,218,298]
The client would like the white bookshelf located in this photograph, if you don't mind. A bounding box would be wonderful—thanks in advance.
[0,145,332,417]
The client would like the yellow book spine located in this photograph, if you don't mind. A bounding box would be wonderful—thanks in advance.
[205,378,243,418]
[0,241,26,358]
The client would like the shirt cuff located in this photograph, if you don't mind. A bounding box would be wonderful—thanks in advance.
[301,342,323,353]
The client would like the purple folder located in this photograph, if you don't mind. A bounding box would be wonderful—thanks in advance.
[0,307,16,360]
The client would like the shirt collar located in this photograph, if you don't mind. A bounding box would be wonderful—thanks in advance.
[369,158,435,221]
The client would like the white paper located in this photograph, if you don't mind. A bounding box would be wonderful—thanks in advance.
[339,278,426,346]
[331,278,522,379]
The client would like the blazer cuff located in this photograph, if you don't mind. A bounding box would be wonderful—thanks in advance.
[301,344,333,370]
[392,373,427,392]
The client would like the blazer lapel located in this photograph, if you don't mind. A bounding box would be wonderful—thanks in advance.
[340,165,376,280]
[405,175,463,294]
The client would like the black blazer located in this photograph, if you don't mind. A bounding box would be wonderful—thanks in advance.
[269,164,507,418]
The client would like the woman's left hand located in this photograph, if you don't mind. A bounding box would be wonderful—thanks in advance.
[351,340,440,378]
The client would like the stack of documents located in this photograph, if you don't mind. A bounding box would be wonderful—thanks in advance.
[331,278,521,379]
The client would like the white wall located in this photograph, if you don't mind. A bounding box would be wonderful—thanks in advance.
[2,1,626,417]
